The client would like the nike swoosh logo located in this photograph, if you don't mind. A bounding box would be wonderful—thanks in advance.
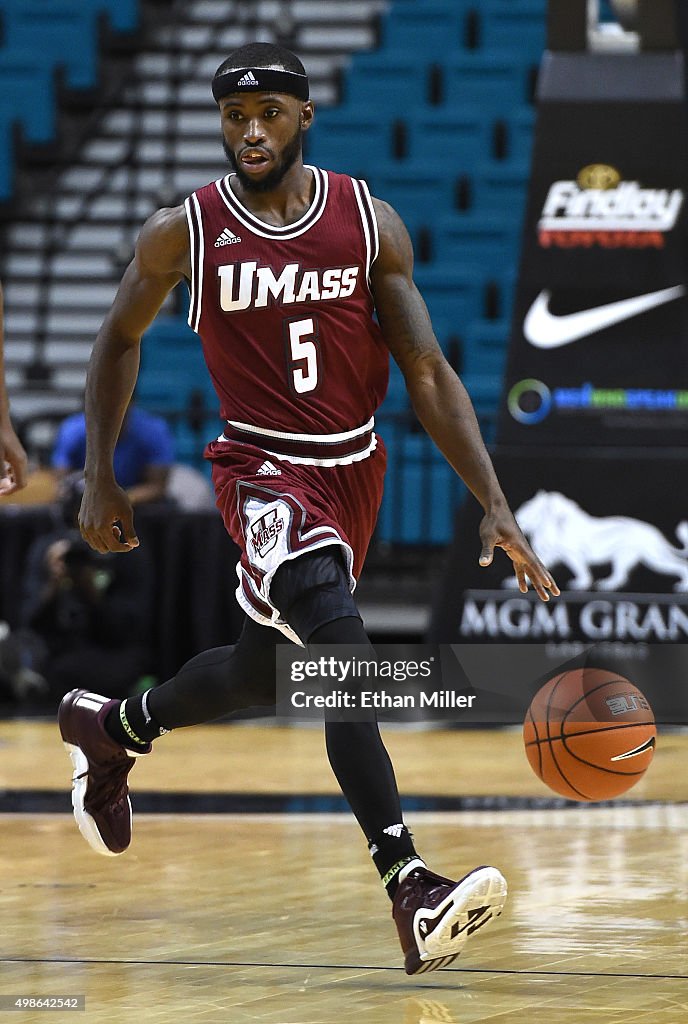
[524,285,686,348]
[611,736,656,761]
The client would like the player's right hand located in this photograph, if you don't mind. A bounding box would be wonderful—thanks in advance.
[79,479,139,553]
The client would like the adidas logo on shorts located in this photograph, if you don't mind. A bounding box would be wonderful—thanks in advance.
[215,227,242,247]
[256,460,282,476]
[237,71,259,87]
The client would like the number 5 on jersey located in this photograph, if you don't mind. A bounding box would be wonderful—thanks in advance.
[285,316,320,395]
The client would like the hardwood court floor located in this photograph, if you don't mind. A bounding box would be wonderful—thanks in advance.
[1,720,685,798]
[0,723,686,1023]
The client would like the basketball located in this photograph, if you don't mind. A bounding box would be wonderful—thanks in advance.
[523,668,656,801]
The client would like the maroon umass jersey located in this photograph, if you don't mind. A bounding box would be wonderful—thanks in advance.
[184,166,389,443]
[183,167,390,640]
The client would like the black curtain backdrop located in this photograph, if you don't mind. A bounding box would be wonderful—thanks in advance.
[0,507,244,682]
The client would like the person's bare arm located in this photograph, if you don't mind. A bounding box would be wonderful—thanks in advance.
[80,206,189,553]
[126,464,170,506]
[0,281,28,494]
[370,198,558,601]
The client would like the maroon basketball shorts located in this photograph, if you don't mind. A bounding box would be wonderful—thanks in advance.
[205,436,386,643]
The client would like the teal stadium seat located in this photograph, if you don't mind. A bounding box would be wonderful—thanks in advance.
[432,213,520,273]
[413,266,490,328]
[404,106,492,164]
[143,316,203,356]
[0,51,55,142]
[459,371,503,418]
[376,433,462,545]
[499,107,536,162]
[442,55,532,112]
[378,361,410,414]
[365,161,456,216]
[135,372,197,414]
[478,1,546,62]
[306,111,395,177]
[342,53,428,112]
[141,317,216,406]
[1,1,99,90]
[462,319,511,378]
[426,315,461,360]
[83,0,139,34]
[173,419,222,468]
[380,1,472,54]
[0,0,140,198]
[0,51,55,196]
[470,158,531,214]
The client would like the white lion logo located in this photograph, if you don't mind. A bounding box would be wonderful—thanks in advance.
[505,490,688,592]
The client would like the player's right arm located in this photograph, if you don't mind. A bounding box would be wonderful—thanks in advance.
[80,206,190,553]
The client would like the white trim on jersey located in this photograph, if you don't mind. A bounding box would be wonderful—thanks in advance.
[358,179,380,265]
[216,431,378,468]
[258,434,377,467]
[184,193,205,333]
[227,416,375,443]
[350,178,372,284]
[215,166,329,240]
[235,533,356,645]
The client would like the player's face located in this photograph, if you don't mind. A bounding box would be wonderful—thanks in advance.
[219,92,312,192]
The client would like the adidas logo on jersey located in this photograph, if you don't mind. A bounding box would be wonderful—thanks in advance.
[237,71,259,87]
[256,460,282,476]
[215,228,242,247]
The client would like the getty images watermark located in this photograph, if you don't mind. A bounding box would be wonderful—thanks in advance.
[287,653,476,713]
[274,643,687,724]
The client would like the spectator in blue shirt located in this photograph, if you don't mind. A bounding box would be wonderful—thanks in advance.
[52,403,174,505]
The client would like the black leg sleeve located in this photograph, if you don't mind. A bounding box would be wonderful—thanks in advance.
[308,615,405,841]
[147,616,280,730]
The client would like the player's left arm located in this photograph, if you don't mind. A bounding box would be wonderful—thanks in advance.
[369,197,559,601]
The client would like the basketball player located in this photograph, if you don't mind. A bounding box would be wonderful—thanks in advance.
[0,281,28,494]
[59,43,559,975]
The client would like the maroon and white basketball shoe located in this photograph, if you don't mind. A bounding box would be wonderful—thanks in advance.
[393,865,507,975]
[58,689,150,856]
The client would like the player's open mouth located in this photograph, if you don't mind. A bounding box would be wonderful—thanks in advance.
[240,149,271,168]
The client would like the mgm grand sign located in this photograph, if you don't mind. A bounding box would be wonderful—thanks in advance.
[432,456,688,645]
[459,592,688,642]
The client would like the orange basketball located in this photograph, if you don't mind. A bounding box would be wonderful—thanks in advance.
[523,668,656,801]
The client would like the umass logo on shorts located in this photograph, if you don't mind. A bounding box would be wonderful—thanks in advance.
[250,507,285,557]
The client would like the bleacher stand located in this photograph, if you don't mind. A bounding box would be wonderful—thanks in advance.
[0,0,545,545]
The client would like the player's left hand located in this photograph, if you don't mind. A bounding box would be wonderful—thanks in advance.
[478,507,559,602]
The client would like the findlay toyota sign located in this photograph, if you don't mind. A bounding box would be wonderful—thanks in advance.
[499,79,688,449]
[499,159,688,447]
[538,164,684,250]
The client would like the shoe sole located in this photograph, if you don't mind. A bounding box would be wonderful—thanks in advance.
[63,742,126,857]
[407,866,508,975]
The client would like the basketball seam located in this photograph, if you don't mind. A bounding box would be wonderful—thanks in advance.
[545,671,593,801]
[524,720,656,746]
[526,704,543,778]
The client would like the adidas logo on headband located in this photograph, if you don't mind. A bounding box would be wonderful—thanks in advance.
[212,65,310,102]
